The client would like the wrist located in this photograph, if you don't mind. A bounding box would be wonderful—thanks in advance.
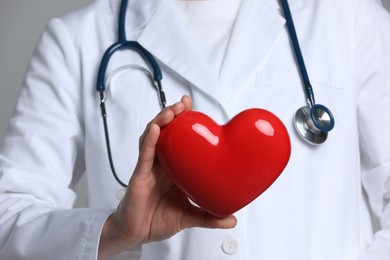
[98,213,139,258]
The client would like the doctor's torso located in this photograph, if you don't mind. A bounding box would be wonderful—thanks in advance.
[21,0,388,258]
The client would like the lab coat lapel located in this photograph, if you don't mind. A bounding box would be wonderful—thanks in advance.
[136,0,224,105]
[219,0,286,101]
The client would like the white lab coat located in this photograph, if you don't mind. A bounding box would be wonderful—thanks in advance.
[0,0,390,259]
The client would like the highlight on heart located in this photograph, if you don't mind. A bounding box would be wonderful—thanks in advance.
[156,108,291,218]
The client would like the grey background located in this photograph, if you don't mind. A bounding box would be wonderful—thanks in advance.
[0,0,390,208]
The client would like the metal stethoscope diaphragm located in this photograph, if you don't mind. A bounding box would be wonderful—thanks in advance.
[294,104,335,144]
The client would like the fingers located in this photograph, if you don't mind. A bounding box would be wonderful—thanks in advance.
[135,95,193,179]
[203,213,237,229]
[181,207,237,230]
[195,213,237,229]
[153,95,192,128]
[139,96,192,149]
[181,95,192,111]
[156,96,192,126]
[138,106,174,150]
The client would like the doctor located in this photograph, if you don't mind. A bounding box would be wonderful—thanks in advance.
[1,0,390,259]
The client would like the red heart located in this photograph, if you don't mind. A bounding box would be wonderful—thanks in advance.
[156,109,291,218]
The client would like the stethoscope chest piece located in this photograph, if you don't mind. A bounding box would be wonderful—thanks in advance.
[294,104,335,145]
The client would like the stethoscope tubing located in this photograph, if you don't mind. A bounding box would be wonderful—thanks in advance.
[279,0,315,107]
[97,42,163,92]
[97,0,166,188]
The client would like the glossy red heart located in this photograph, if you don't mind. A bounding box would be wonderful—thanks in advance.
[156,109,291,218]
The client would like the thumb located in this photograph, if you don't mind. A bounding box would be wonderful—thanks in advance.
[133,123,160,180]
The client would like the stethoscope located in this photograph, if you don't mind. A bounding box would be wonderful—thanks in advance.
[97,0,335,188]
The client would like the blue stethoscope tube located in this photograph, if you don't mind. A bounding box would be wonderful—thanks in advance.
[96,0,166,187]
[96,0,335,187]
[96,0,165,106]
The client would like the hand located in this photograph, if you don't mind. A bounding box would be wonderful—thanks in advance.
[98,96,237,258]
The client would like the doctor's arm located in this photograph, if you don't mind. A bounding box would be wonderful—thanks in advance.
[354,0,390,259]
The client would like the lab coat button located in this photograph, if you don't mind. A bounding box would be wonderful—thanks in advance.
[115,189,126,200]
[221,238,239,255]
